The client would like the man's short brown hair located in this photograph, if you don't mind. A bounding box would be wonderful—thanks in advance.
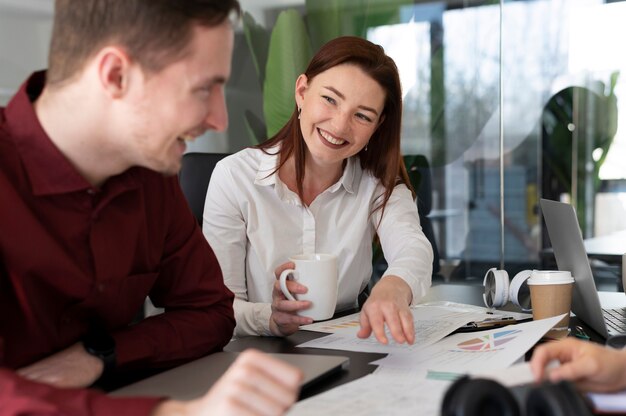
[47,0,241,85]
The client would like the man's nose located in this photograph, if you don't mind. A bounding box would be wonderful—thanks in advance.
[204,88,228,132]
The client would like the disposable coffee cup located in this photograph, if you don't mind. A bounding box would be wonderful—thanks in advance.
[279,253,338,321]
[527,270,574,339]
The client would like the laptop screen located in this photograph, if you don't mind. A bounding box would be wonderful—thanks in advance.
[540,198,609,338]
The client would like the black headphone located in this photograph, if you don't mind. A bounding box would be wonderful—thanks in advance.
[441,376,593,416]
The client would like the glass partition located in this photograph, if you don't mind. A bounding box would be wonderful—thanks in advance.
[218,0,626,288]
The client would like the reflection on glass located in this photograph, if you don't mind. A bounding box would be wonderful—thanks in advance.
[232,0,626,286]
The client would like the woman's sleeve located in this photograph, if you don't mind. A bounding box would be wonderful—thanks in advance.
[202,161,273,336]
[373,184,434,304]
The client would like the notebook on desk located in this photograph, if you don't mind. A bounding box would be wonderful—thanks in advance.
[110,352,349,401]
[540,198,626,338]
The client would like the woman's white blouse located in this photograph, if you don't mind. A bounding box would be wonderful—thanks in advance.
[202,148,433,337]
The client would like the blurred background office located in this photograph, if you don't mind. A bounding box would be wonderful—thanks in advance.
[4,0,626,291]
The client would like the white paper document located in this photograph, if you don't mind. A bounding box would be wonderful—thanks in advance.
[418,301,533,321]
[587,389,626,413]
[469,361,536,387]
[297,306,486,354]
[300,311,364,335]
[371,315,564,374]
[288,373,451,416]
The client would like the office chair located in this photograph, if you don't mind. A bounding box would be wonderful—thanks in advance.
[404,154,441,276]
[178,152,230,224]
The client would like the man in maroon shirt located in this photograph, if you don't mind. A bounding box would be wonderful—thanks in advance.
[0,1,301,415]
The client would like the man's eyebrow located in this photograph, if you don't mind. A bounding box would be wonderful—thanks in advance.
[195,76,228,88]
[323,85,380,116]
[212,76,228,85]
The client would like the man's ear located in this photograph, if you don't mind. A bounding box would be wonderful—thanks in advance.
[96,46,132,99]
[294,74,308,108]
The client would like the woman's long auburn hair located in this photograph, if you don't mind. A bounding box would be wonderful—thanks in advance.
[256,36,413,224]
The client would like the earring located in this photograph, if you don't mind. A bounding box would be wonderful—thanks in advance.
[364,142,369,152]
[297,107,302,119]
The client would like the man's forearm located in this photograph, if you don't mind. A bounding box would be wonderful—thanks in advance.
[0,369,161,416]
[112,303,235,370]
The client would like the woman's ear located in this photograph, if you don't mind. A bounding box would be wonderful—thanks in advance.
[294,74,309,108]
[377,114,386,128]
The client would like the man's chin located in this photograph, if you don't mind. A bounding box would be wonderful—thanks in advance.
[147,159,182,177]
[161,163,182,177]
[161,169,179,177]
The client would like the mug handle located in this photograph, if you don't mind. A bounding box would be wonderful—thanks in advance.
[279,269,298,301]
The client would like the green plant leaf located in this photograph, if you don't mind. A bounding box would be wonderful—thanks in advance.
[264,10,313,138]
[305,0,413,49]
[305,0,343,51]
[243,11,270,88]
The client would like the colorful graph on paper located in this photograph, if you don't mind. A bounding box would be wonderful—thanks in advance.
[455,329,522,351]
[311,318,361,333]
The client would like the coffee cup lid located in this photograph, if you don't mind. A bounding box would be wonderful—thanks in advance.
[526,270,574,285]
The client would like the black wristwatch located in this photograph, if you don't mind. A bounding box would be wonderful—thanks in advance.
[82,330,116,377]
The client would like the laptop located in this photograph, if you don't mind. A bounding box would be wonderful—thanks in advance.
[110,352,349,401]
[540,198,626,338]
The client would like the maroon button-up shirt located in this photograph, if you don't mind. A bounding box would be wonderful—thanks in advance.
[0,72,235,415]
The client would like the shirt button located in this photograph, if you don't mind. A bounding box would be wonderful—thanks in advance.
[97,283,106,293]
[87,189,95,195]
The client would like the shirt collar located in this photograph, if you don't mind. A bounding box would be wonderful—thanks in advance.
[336,156,357,194]
[254,147,279,187]
[253,145,359,195]
[4,71,140,197]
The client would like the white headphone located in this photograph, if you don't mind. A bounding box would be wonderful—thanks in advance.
[483,268,532,312]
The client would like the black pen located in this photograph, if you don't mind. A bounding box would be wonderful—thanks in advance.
[472,316,517,328]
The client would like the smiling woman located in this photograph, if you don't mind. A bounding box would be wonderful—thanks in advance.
[294,64,385,179]
[202,36,434,345]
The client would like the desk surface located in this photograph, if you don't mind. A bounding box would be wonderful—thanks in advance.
[110,284,625,401]
[583,229,626,262]
[224,331,385,400]
[228,284,619,396]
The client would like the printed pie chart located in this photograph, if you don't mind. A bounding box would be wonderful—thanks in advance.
[457,329,522,351]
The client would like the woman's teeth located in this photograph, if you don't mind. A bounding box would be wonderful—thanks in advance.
[319,129,346,145]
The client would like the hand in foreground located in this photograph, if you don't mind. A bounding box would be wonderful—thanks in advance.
[357,276,414,345]
[153,349,302,416]
[269,262,314,337]
[530,337,626,393]
[17,342,103,388]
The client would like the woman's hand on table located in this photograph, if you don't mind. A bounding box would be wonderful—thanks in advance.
[269,262,314,337]
[358,276,414,345]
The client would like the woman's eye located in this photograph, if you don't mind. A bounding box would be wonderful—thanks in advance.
[322,95,336,105]
[356,113,373,123]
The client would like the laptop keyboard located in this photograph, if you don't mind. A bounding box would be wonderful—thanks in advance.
[603,308,626,335]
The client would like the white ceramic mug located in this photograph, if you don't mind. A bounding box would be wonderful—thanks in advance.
[279,253,338,321]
